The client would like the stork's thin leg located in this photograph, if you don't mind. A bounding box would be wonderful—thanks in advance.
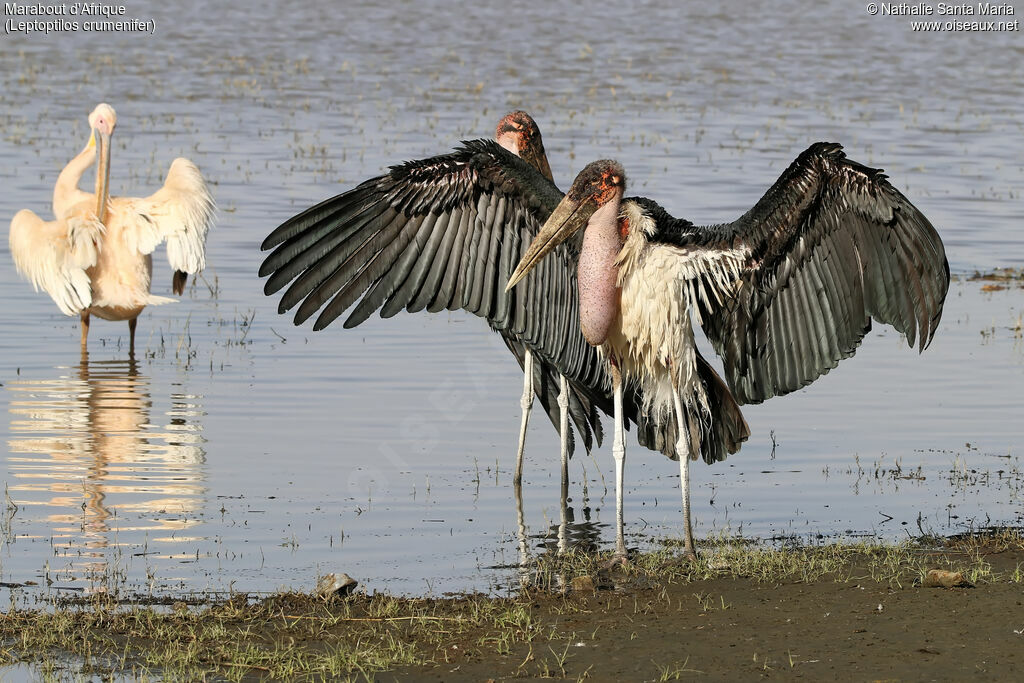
[514,476,529,582]
[80,312,90,350]
[610,362,626,559]
[557,481,569,555]
[671,390,697,558]
[128,317,137,356]
[557,374,571,555]
[514,350,534,487]
[557,374,570,502]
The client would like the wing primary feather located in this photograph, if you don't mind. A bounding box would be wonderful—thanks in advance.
[477,195,507,320]
[261,201,379,291]
[275,207,402,311]
[348,210,445,326]
[413,207,471,314]
[376,211,444,319]
[455,201,484,310]
[260,193,370,278]
[261,178,378,251]
[466,195,502,314]
[383,209,456,317]
[295,212,423,326]
[492,202,520,329]
[433,197,475,313]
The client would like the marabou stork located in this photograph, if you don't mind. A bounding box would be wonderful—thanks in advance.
[9,103,215,354]
[507,145,950,557]
[260,114,671,510]
[492,112,573,489]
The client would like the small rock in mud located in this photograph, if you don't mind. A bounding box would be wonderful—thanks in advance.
[569,574,619,593]
[570,575,596,593]
[920,569,974,588]
[317,572,358,598]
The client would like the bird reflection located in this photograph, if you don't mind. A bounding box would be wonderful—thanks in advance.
[6,354,206,590]
[513,478,605,588]
[539,501,603,557]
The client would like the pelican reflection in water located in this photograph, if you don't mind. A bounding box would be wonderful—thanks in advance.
[6,357,206,590]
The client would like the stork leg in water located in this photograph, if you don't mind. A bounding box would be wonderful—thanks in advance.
[672,390,697,558]
[610,360,626,560]
[513,348,572,503]
[513,351,534,486]
[558,375,570,498]
[515,353,575,559]
[557,375,571,554]
[514,477,529,583]
[557,480,570,554]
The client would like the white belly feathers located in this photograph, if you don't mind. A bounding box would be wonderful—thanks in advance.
[601,201,748,419]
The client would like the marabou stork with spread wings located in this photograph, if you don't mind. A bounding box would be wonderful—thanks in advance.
[507,144,949,557]
[260,114,679,513]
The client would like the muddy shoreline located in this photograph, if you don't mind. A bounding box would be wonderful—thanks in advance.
[3,532,1023,680]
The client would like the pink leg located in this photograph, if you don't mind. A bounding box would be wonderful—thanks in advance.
[80,312,90,351]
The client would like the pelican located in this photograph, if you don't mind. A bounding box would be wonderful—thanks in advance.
[507,144,950,557]
[9,103,215,354]
[261,116,687,527]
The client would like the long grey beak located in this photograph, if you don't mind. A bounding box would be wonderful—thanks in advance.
[94,129,111,223]
[521,144,553,183]
[505,194,598,292]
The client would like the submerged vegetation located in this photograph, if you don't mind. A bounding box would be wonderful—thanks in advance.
[968,267,1024,285]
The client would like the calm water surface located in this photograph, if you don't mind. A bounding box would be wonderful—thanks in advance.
[0,0,1021,598]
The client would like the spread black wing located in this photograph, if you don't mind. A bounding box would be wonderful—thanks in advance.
[260,139,613,451]
[692,142,949,405]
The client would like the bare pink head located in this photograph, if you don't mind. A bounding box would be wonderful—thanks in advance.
[506,160,627,345]
[495,111,553,182]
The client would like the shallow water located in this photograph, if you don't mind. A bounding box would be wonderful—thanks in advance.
[0,0,1022,599]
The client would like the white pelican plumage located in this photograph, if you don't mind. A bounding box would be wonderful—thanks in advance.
[9,103,215,354]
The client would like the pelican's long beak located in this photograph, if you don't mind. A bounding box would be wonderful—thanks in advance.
[94,128,111,223]
[505,193,599,292]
